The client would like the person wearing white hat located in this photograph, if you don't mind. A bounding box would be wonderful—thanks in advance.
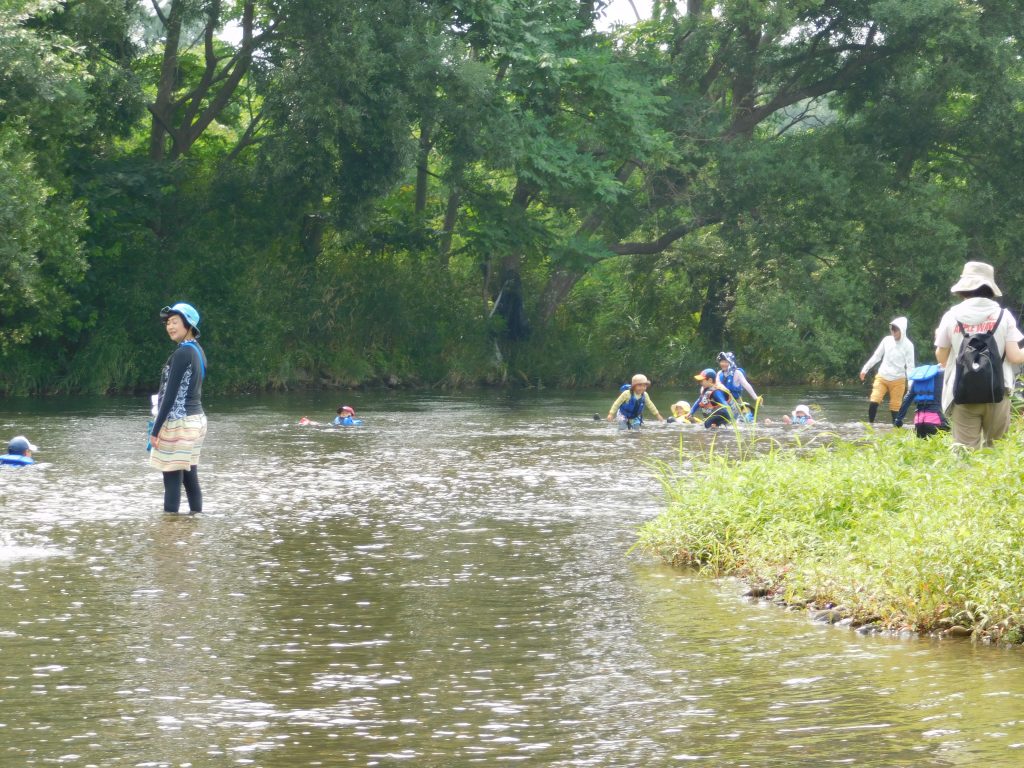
[934,261,1024,448]
[782,404,815,425]
[1,435,38,466]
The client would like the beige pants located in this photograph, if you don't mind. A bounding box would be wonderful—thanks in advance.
[870,375,907,412]
[950,396,1011,449]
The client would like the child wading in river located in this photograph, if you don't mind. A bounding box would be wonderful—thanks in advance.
[607,374,666,430]
[894,364,948,438]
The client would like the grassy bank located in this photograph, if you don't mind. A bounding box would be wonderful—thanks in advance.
[637,426,1024,643]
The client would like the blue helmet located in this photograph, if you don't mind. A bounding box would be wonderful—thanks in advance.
[160,303,201,336]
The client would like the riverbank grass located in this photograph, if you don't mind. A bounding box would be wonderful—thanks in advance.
[638,426,1024,642]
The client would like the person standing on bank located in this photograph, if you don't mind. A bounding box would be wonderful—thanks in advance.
[859,316,915,424]
[934,262,1024,449]
[149,302,208,514]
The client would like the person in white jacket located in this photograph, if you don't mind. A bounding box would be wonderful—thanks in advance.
[859,316,915,424]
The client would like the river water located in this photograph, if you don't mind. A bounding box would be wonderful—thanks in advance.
[2,390,1023,767]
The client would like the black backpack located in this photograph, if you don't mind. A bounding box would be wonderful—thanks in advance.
[953,308,1005,404]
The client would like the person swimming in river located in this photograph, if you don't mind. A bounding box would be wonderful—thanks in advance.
[687,369,735,429]
[670,401,699,424]
[763,404,817,425]
[606,373,666,430]
[1,435,38,466]
[333,405,363,426]
[782,404,815,425]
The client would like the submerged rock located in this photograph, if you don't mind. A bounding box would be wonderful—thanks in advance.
[942,625,973,638]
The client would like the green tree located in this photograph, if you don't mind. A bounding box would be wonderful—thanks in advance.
[0,4,90,353]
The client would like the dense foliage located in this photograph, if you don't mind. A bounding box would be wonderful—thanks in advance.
[3,0,1024,394]
[638,425,1024,642]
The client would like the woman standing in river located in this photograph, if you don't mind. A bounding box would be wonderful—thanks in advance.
[149,302,208,514]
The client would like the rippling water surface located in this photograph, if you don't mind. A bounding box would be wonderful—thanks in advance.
[2,390,1023,767]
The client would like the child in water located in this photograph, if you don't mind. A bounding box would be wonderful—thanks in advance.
[782,404,815,425]
[333,405,363,426]
[607,374,666,430]
[670,401,699,424]
[894,364,947,438]
[764,404,815,425]
[1,435,38,466]
[688,369,734,428]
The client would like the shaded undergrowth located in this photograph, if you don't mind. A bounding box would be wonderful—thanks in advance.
[638,424,1024,643]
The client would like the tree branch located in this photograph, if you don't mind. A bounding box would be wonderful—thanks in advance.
[725,40,885,138]
[610,214,721,255]
[149,0,168,27]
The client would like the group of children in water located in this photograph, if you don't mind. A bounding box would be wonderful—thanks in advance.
[607,347,951,433]
[607,352,775,430]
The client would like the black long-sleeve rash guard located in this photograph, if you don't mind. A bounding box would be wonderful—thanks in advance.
[152,342,206,435]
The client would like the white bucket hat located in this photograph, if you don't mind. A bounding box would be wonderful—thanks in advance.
[950,261,1002,297]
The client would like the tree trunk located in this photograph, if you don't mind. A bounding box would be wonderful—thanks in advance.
[415,120,432,215]
[149,0,184,160]
[148,1,258,161]
[696,271,734,351]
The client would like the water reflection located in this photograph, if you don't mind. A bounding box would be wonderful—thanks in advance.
[1,391,1022,766]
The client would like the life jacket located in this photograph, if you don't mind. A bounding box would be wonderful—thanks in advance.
[0,454,34,466]
[718,367,746,399]
[697,386,728,414]
[618,388,646,421]
[908,364,942,404]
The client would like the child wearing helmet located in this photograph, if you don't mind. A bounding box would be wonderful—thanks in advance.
[689,368,734,428]
[606,374,666,430]
[332,405,363,427]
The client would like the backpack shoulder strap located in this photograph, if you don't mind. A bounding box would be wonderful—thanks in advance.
[995,307,1006,359]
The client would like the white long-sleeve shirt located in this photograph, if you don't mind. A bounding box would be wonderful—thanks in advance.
[861,317,915,381]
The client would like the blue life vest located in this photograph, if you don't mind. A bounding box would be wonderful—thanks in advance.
[718,367,746,399]
[908,364,942,404]
[618,388,646,421]
[333,416,364,426]
[0,454,34,466]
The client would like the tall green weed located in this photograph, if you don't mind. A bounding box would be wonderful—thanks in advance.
[639,426,1024,641]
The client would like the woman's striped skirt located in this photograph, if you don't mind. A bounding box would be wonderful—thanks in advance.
[149,414,207,472]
